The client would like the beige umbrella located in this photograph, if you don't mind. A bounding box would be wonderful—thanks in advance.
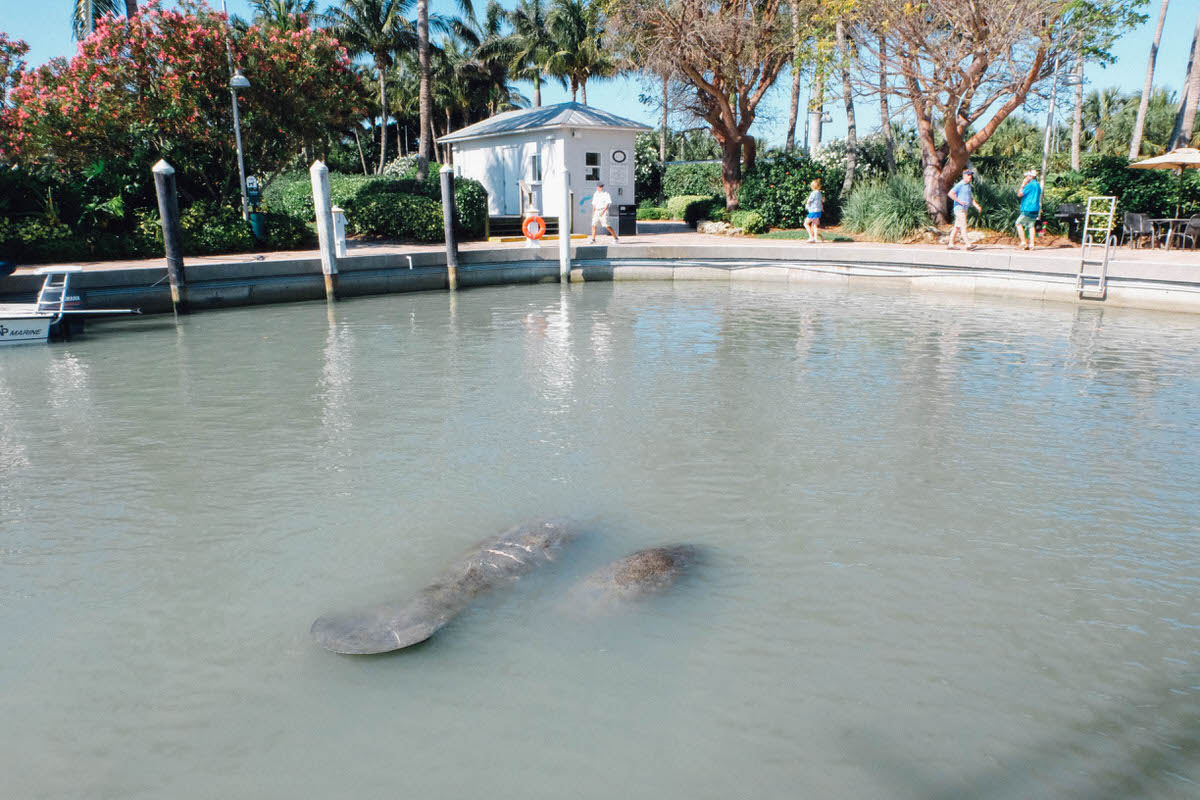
[1128,147,1200,217]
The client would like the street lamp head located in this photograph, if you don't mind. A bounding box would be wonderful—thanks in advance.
[1063,74,1083,87]
[820,111,833,124]
[230,70,250,90]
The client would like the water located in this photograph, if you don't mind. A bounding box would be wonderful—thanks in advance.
[1,281,1198,799]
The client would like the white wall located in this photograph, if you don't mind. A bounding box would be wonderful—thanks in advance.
[451,127,641,231]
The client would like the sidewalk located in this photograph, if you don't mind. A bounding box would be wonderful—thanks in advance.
[13,220,1198,275]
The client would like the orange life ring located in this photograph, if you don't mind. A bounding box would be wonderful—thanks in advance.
[522,215,546,240]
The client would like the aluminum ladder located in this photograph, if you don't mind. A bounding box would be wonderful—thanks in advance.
[1076,196,1117,300]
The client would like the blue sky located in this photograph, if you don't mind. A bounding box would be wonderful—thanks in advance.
[5,0,1200,147]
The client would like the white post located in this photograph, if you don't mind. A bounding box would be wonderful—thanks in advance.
[310,160,338,301]
[331,205,348,258]
[559,168,571,282]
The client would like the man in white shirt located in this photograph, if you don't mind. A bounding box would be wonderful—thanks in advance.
[589,183,619,244]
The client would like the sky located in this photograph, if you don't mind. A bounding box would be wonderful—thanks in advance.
[4,0,1200,148]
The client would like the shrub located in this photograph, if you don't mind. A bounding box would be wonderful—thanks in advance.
[635,132,664,202]
[972,181,1021,232]
[637,206,672,220]
[663,163,722,198]
[728,209,767,234]
[263,169,487,240]
[737,154,842,229]
[348,194,443,241]
[666,194,722,227]
[842,175,930,240]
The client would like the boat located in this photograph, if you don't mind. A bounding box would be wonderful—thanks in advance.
[0,266,140,346]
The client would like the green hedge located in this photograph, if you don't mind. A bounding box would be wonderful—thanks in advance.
[263,169,487,241]
[737,154,842,229]
[663,163,723,198]
[728,209,767,234]
[349,194,443,241]
[636,206,672,220]
[666,194,723,227]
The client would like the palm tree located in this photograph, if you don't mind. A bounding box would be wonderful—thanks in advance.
[546,0,616,105]
[499,0,555,107]
[1130,0,1170,159]
[72,0,137,40]
[1080,87,1130,154]
[1175,8,1200,148]
[324,0,413,174]
[252,0,318,31]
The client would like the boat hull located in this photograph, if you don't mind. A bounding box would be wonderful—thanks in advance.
[0,315,52,345]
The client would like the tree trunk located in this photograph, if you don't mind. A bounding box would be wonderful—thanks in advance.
[1131,0,1170,158]
[879,35,895,174]
[377,61,389,174]
[581,80,587,106]
[660,73,668,162]
[811,70,825,151]
[1071,63,1083,171]
[784,0,802,151]
[124,0,138,16]
[533,73,541,107]
[417,0,431,181]
[718,134,743,210]
[1178,11,1200,147]
[354,126,369,176]
[837,20,857,195]
[1171,11,1200,149]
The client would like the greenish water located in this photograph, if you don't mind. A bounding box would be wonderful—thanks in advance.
[1,281,1197,799]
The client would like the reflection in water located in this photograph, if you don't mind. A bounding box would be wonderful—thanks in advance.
[318,306,354,473]
[523,287,577,411]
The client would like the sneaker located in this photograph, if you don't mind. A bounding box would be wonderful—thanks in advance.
[613,237,620,244]
[589,238,596,244]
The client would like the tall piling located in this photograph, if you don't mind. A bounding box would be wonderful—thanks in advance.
[559,168,571,282]
[439,165,459,291]
[310,160,339,301]
[152,160,187,313]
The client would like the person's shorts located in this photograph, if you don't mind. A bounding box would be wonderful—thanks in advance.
[591,211,610,226]
[1016,214,1037,229]
[806,212,821,220]
[954,207,968,228]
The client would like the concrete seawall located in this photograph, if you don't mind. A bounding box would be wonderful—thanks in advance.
[4,241,1200,315]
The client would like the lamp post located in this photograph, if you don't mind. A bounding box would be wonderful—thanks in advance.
[230,70,251,222]
[1037,62,1082,219]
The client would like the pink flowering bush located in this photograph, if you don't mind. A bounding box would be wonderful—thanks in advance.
[0,1,367,260]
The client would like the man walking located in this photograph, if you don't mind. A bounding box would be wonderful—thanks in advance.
[1015,169,1042,251]
[589,182,619,244]
[947,169,981,251]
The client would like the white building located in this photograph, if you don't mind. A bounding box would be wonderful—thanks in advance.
[438,102,651,234]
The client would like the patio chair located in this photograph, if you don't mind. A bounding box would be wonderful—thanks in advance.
[1166,215,1200,250]
[1121,212,1155,249]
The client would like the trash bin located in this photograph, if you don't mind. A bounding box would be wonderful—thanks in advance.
[249,211,268,241]
[617,204,637,236]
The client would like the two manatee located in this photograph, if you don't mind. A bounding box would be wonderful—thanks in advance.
[311,519,699,655]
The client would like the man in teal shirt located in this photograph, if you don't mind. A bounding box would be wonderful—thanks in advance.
[1016,169,1042,250]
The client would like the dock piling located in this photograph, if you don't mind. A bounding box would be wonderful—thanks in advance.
[440,165,459,291]
[152,160,187,313]
[310,160,339,301]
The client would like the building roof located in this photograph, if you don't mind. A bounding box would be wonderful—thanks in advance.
[437,102,652,144]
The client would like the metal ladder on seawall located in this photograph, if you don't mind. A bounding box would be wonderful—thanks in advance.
[1076,196,1117,300]
[34,271,70,316]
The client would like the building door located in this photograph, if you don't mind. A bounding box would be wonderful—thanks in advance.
[497,146,521,214]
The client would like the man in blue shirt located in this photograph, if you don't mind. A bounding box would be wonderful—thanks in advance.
[1016,169,1042,250]
[947,169,982,250]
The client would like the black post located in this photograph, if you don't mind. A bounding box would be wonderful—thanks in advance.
[153,159,187,313]
[439,165,459,291]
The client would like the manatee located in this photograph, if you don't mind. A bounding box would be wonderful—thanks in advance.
[566,545,702,613]
[311,518,574,654]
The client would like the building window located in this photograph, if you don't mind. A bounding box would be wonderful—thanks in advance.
[529,153,542,182]
[585,152,600,181]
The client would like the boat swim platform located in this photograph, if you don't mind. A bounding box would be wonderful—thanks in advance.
[4,228,1200,316]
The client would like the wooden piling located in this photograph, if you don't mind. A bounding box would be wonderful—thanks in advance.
[440,165,459,291]
[152,160,187,313]
[310,160,339,301]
